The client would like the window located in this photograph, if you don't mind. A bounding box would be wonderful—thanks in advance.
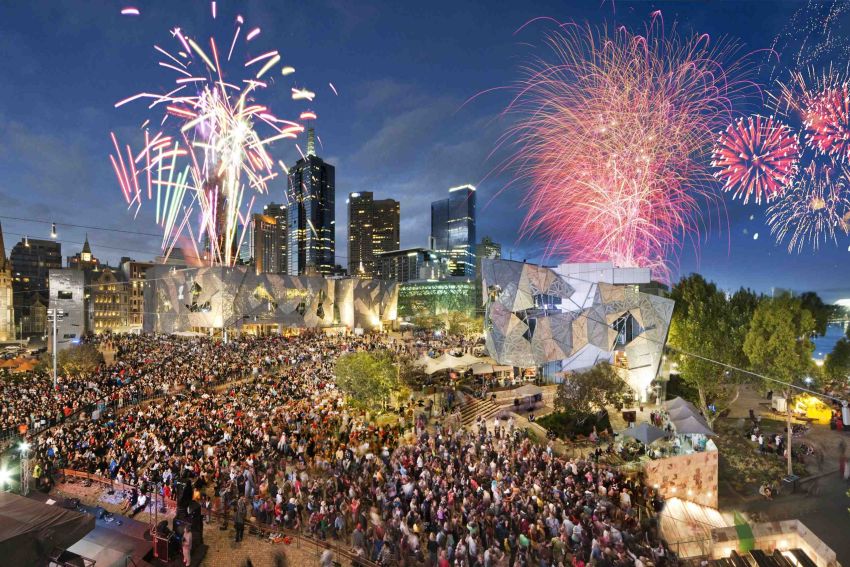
[57,291,72,300]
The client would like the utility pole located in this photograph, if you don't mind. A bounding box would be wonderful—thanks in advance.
[47,309,65,388]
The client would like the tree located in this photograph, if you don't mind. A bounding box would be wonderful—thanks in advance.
[799,291,834,337]
[744,293,816,475]
[445,312,483,338]
[825,333,850,385]
[555,362,629,415]
[397,354,429,389]
[334,350,402,411]
[668,276,757,427]
[40,344,103,377]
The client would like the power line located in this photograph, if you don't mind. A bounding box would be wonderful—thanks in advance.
[0,215,161,238]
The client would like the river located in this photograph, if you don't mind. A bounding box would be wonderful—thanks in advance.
[813,322,848,361]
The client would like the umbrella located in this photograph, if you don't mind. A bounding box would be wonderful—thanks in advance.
[672,416,715,436]
[471,362,495,375]
[620,422,667,445]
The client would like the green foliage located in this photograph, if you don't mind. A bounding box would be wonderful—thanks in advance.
[334,350,401,411]
[554,362,629,415]
[397,354,429,388]
[668,275,757,425]
[743,292,815,386]
[445,312,482,337]
[799,291,834,337]
[537,409,611,440]
[410,312,445,332]
[825,335,850,384]
[41,344,103,377]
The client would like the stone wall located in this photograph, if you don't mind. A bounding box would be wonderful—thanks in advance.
[642,449,718,509]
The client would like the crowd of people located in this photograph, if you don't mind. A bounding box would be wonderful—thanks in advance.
[0,333,316,439]
[20,330,670,566]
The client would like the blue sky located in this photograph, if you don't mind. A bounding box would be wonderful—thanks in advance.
[0,1,848,301]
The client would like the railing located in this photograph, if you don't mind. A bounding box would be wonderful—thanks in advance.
[56,468,378,567]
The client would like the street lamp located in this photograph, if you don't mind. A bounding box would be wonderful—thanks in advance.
[18,442,30,496]
[47,309,66,388]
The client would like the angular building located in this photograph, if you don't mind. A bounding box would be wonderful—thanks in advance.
[0,222,14,340]
[481,259,674,402]
[11,237,61,337]
[48,269,86,351]
[286,128,336,276]
[348,192,400,276]
[143,266,397,334]
[430,185,476,277]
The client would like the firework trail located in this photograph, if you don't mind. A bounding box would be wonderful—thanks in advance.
[711,115,799,205]
[768,0,850,78]
[502,17,757,279]
[110,5,312,266]
[766,163,850,252]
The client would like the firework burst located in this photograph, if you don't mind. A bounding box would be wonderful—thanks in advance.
[502,18,757,279]
[766,163,850,252]
[711,115,799,205]
[110,7,312,266]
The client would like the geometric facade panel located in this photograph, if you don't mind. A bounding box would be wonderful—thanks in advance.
[482,259,674,398]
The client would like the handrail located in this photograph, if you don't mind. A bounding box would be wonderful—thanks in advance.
[57,468,378,567]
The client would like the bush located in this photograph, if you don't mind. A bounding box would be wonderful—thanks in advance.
[537,409,612,440]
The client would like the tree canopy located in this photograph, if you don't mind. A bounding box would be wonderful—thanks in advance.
[743,292,815,387]
[799,291,834,337]
[668,275,757,425]
[555,362,630,415]
[825,326,850,385]
[334,350,403,411]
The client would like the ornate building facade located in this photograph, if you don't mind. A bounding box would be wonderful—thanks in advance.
[0,222,14,341]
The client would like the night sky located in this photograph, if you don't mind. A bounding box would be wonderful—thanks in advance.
[0,1,847,301]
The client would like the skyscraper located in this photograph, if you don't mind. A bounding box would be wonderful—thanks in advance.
[264,203,287,272]
[348,192,400,276]
[0,222,14,340]
[286,128,336,275]
[430,184,476,277]
[252,212,285,274]
[10,237,61,337]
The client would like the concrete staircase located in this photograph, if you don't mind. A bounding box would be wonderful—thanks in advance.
[460,397,501,427]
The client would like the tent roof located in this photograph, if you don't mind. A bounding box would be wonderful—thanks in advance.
[0,492,94,565]
[512,383,544,398]
[664,397,691,411]
[620,422,668,445]
[673,415,715,436]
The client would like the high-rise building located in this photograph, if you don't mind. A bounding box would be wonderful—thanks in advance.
[0,222,14,340]
[252,213,281,274]
[10,237,61,337]
[475,236,502,277]
[348,192,400,276]
[286,128,336,276]
[430,185,476,277]
[264,203,288,271]
[374,248,449,283]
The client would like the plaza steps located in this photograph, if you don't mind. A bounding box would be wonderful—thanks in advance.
[460,398,501,427]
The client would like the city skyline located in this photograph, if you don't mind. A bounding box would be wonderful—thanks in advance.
[1,2,850,301]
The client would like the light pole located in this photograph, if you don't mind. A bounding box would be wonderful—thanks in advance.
[19,441,30,496]
[46,309,65,388]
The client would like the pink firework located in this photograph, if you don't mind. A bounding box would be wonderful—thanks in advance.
[501,19,757,280]
[803,82,850,161]
[711,115,799,204]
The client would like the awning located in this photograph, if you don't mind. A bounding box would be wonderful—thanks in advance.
[511,383,544,398]
[471,363,495,375]
[673,415,715,436]
[620,422,668,445]
[0,492,95,565]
